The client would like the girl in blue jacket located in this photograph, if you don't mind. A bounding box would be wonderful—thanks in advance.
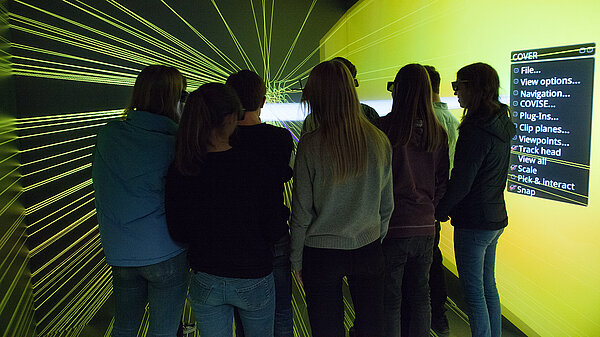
[92,65,188,337]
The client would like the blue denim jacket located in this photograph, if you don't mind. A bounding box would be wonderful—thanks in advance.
[92,110,185,266]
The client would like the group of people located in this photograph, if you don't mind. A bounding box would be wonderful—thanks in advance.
[92,58,515,337]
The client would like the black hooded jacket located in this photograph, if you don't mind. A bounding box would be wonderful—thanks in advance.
[435,104,516,230]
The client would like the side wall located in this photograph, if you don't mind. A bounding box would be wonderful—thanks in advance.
[319,1,600,336]
[0,1,35,336]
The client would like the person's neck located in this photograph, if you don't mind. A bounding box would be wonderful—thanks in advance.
[432,92,442,103]
[238,110,261,126]
[208,130,232,152]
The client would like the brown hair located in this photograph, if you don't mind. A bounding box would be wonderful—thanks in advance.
[127,65,184,122]
[456,62,502,125]
[174,83,243,175]
[301,60,390,182]
[384,64,446,151]
[423,65,441,94]
[226,70,266,111]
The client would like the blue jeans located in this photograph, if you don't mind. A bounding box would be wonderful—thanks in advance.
[189,271,275,337]
[235,235,293,337]
[111,251,189,337]
[454,228,504,337]
[272,235,294,337]
[383,235,434,337]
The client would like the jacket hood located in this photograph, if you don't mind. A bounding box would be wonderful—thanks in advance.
[95,110,177,181]
[479,104,516,143]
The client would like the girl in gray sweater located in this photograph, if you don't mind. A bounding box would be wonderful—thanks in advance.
[290,60,394,337]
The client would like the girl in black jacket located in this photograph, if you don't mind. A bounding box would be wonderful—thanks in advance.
[436,63,516,337]
[165,83,290,337]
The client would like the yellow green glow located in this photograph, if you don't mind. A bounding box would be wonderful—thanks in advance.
[321,0,600,336]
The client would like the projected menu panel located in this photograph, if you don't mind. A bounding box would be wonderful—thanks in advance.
[507,43,595,206]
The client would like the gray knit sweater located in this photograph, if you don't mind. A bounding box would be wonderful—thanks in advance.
[290,131,394,271]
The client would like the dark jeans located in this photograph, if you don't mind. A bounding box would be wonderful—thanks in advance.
[430,221,448,318]
[401,223,448,336]
[111,251,189,337]
[303,240,385,337]
[235,235,293,337]
[383,235,434,337]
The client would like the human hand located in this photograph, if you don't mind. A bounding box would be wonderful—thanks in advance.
[294,270,303,288]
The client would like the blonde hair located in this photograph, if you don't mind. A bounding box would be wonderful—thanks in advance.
[301,60,390,182]
[127,65,183,122]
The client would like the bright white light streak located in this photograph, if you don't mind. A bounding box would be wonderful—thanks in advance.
[261,100,394,121]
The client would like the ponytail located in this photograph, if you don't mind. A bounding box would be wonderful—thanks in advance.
[174,83,242,175]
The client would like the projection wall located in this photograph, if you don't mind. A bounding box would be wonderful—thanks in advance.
[2,0,598,336]
[320,0,599,336]
[0,0,354,336]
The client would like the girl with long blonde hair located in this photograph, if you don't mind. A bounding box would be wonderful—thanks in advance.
[290,60,394,337]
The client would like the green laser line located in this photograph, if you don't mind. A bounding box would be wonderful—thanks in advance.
[16,115,118,133]
[13,55,137,79]
[29,210,96,258]
[250,0,266,78]
[273,0,316,80]
[267,0,275,83]
[18,0,226,77]
[102,0,231,77]
[25,179,92,215]
[0,151,18,166]
[33,236,100,296]
[18,122,108,140]
[210,0,257,73]
[0,189,23,219]
[22,154,91,179]
[159,0,240,73]
[21,145,94,168]
[15,110,123,123]
[33,237,101,299]
[10,12,226,83]
[0,173,22,203]
[20,135,96,154]
[28,192,94,236]
[23,163,91,193]
[11,43,140,74]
